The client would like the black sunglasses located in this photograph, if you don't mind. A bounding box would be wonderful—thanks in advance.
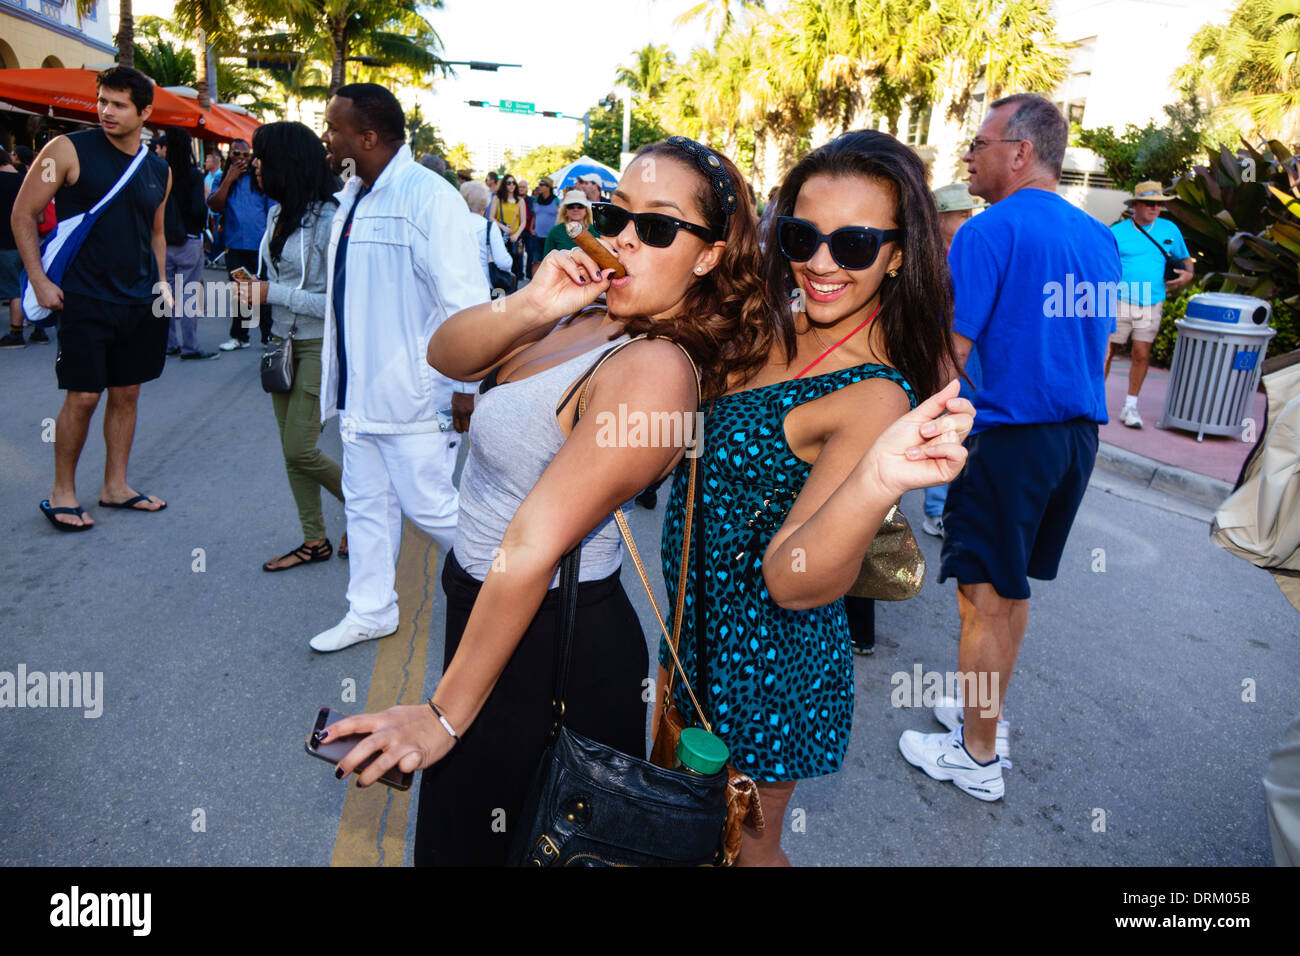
[591,202,719,247]
[776,216,903,271]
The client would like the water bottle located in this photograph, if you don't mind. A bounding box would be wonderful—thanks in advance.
[675,727,728,776]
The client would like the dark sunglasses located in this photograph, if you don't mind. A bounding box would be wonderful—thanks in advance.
[591,202,719,247]
[776,216,903,271]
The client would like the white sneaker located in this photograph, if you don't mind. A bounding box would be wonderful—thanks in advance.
[1121,404,1143,428]
[933,696,1011,762]
[218,338,249,351]
[309,617,397,653]
[922,515,944,538]
[898,726,1005,802]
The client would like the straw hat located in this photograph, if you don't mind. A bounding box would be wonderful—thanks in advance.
[933,183,984,213]
[1124,180,1176,204]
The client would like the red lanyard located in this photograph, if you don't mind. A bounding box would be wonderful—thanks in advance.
[794,305,881,379]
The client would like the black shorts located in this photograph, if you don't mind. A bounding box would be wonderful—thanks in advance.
[939,419,1098,600]
[55,290,168,392]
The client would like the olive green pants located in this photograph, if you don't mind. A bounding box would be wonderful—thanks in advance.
[270,337,343,542]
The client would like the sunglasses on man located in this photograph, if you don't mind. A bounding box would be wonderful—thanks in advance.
[776,216,903,271]
[591,202,720,247]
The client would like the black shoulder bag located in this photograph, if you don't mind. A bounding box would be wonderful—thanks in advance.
[1133,220,1182,283]
[485,220,517,294]
[509,339,730,867]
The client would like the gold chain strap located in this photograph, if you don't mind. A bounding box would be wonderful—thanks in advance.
[576,336,712,732]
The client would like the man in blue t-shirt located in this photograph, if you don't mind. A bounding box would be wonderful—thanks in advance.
[207,139,274,348]
[897,94,1121,803]
[1105,181,1194,427]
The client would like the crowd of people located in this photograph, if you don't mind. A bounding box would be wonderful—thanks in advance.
[10,65,1211,867]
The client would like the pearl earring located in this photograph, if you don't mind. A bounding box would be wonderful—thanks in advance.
[694,267,703,274]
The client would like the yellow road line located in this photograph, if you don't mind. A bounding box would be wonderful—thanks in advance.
[330,521,438,867]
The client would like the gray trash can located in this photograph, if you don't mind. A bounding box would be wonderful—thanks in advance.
[1158,292,1276,441]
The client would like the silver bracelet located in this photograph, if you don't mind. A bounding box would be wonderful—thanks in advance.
[427,699,460,742]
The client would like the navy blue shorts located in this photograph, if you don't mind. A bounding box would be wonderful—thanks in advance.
[939,419,1098,600]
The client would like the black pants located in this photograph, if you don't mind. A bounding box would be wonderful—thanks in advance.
[413,550,649,866]
[225,248,273,342]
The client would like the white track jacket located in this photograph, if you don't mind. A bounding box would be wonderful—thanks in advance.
[320,145,489,433]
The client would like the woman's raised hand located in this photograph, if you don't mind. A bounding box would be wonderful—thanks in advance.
[861,380,975,501]
[521,246,617,322]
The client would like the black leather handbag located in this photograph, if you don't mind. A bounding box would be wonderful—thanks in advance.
[508,545,729,867]
[260,321,295,394]
[509,337,728,867]
[485,221,517,294]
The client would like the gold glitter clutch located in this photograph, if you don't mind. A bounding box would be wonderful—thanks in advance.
[847,503,925,601]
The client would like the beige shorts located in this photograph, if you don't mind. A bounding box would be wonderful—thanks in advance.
[1111,301,1162,344]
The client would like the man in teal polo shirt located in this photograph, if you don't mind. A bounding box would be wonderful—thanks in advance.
[1105,181,1194,427]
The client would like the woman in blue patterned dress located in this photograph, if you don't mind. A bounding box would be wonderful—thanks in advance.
[656,130,972,865]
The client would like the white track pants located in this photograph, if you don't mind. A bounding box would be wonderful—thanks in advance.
[340,429,459,631]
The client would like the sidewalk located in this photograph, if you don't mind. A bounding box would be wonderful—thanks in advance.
[1094,356,1263,508]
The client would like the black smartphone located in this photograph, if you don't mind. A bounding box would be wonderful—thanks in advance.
[305,706,413,791]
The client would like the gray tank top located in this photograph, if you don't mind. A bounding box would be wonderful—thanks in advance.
[454,335,631,586]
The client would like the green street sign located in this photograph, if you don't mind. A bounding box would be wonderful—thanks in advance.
[499,99,535,114]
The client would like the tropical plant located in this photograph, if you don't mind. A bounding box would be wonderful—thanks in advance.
[406,104,445,158]
[174,0,236,109]
[616,44,677,100]
[506,143,580,184]
[582,98,670,170]
[1165,140,1300,357]
[245,0,450,96]
[133,38,197,88]
[1078,96,1210,193]
[445,142,473,171]
[674,0,766,35]
[1177,0,1300,146]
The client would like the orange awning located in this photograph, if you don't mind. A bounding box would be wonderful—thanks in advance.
[0,68,260,142]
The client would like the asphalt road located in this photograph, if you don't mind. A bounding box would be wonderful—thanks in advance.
[1,307,1296,866]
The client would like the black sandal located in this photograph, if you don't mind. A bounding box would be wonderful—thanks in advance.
[262,539,333,572]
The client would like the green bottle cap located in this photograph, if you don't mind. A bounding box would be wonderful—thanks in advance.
[677,727,729,776]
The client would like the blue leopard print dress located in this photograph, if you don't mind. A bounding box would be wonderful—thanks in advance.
[659,363,915,781]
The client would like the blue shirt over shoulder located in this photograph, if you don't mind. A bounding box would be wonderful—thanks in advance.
[1110,217,1189,305]
[949,187,1120,434]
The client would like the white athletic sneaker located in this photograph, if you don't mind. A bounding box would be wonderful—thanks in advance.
[309,617,397,653]
[218,338,249,351]
[933,696,1011,762]
[922,515,944,538]
[1120,404,1143,428]
[898,726,1005,802]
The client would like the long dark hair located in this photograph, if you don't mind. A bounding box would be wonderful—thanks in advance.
[495,175,518,203]
[763,130,957,401]
[162,126,195,192]
[252,121,340,262]
[617,141,778,401]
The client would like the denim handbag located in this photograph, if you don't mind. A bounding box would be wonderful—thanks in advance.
[508,546,728,867]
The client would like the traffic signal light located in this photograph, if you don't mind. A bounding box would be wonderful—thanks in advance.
[466,100,488,107]
[541,111,560,118]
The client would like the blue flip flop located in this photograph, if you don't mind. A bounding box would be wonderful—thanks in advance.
[40,500,93,532]
[98,493,166,512]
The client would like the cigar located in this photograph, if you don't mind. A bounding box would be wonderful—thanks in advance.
[567,223,626,278]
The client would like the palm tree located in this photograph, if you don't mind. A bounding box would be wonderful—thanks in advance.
[673,0,765,35]
[175,0,235,109]
[1178,0,1300,144]
[247,0,450,96]
[616,44,677,100]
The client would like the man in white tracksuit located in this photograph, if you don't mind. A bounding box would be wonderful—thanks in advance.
[311,83,490,652]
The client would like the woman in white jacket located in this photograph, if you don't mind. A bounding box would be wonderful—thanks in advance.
[236,122,344,571]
